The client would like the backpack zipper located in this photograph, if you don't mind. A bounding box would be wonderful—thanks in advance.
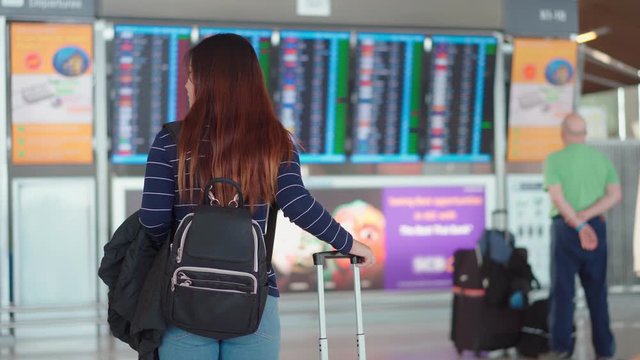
[176,221,193,263]
[178,272,248,288]
[176,213,194,235]
[176,282,246,294]
[251,220,265,273]
[171,266,257,293]
[171,213,193,253]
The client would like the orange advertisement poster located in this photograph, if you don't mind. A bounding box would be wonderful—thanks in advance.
[10,23,93,165]
[12,124,93,164]
[507,39,577,162]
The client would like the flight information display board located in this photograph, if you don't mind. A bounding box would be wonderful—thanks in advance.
[111,25,191,164]
[276,30,350,163]
[351,33,425,163]
[425,35,497,163]
[199,28,273,89]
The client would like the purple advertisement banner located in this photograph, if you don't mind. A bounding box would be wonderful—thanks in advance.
[383,186,486,290]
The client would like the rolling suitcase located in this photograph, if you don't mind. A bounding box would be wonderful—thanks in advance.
[450,249,524,357]
[313,251,366,360]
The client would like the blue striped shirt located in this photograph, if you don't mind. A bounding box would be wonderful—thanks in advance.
[139,128,354,297]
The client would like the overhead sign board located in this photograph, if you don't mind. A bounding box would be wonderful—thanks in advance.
[504,0,578,37]
[0,0,94,18]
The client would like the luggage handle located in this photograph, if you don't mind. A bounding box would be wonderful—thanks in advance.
[313,251,366,360]
[491,208,509,232]
[313,251,363,266]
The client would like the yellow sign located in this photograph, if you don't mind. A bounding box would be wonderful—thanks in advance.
[10,23,94,165]
[507,39,577,162]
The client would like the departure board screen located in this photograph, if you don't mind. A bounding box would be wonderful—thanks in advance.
[111,25,191,164]
[425,35,497,163]
[276,30,350,164]
[351,33,424,163]
[199,28,273,89]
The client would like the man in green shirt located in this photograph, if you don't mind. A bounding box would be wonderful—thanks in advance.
[543,113,621,360]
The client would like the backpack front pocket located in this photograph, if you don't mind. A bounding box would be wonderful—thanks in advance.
[172,267,257,293]
[169,266,260,335]
[171,284,258,334]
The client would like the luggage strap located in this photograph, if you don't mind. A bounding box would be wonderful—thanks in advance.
[452,286,486,298]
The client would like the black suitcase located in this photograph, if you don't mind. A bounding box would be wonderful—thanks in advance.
[450,249,524,357]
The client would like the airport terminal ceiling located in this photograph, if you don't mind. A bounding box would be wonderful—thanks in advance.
[98,0,502,30]
[579,0,639,93]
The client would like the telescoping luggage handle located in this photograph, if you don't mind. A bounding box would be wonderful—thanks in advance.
[313,251,366,360]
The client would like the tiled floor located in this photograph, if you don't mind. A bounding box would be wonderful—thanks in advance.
[0,291,639,359]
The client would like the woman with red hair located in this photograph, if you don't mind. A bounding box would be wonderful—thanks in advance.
[139,34,375,359]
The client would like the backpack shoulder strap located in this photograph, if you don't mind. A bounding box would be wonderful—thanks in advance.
[265,205,278,265]
[165,119,279,265]
[163,121,182,143]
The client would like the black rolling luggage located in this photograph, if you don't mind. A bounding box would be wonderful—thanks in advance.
[450,249,524,357]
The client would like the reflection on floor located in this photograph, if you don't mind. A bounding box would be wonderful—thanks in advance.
[0,291,639,360]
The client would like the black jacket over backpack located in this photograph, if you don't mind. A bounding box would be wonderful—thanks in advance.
[98,210,167,360]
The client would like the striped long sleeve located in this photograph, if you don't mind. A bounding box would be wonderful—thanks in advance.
[139,130,176,241]
[275,151,353,255]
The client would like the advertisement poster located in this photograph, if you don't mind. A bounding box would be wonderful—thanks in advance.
[383,186,486,290]
[273,189,385,292]
[507,38,577,162]
[10,23,94,165]
[273,185,486,292]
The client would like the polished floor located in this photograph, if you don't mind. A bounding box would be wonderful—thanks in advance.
[0,291,639,360]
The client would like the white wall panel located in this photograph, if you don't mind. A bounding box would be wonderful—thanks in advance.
[12,178,97,306]
[507,174,552,287]
[0,16,10,336]
[111,176,144,235]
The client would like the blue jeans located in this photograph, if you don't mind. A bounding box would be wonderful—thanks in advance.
[550,217,615,357]
[159,296,280,360]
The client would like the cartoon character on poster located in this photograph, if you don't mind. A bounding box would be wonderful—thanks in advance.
[271,212,325,292]
[325,200,386,290]
[53,46,91,77]
[275,231,325,292]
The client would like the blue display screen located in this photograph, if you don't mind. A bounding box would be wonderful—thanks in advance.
[424,35,497,163]
[350,32,425,163]
[276,30,351,164]
[111,25,192,165]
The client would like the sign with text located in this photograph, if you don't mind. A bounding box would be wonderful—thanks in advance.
[0,0,94,18]
[10,23,94,165]
[507,175,552,287]
[504,0,578,37]
[383,186,486,289]
[507,38,577,162]
[296,0,331,17]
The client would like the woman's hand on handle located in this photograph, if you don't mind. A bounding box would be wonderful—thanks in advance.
[349,240,376,268]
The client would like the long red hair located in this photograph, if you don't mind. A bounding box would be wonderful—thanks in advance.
[177,34,292,209]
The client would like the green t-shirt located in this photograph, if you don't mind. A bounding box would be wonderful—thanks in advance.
[543,143,619,217]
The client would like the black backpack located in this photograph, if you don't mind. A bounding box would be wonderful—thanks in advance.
[517,298,550,357]
[161,122,277,340]
[517,298,576,358]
